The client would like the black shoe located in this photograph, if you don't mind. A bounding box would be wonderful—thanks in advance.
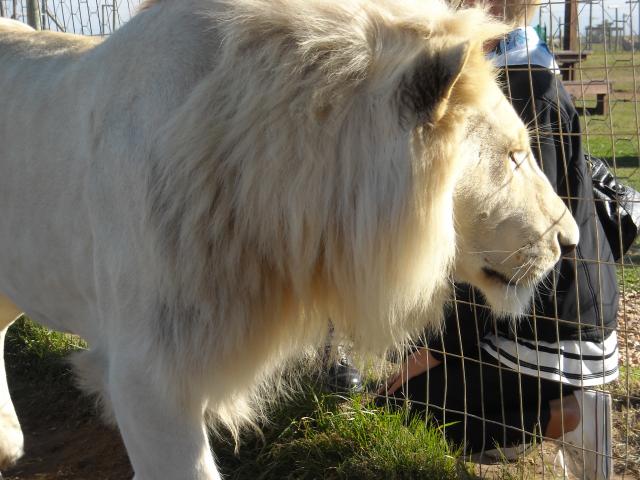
[325,358,362,393]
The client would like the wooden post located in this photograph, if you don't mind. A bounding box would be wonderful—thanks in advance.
[563,0,578,51]
[26,0,41,30]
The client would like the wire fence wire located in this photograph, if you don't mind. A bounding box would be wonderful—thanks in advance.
[0,0,137,35]
[1,0,639,478]
[380,1,640,478]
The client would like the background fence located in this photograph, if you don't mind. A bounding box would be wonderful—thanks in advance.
[1,0,639,478]
[0,0,136,34]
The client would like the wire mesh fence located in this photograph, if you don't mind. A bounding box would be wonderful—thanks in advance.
[1,0,639,478]
[0,0,137,34]
[378,1,640,478]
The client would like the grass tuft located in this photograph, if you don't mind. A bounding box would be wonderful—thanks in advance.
[5,316,86,380]
[218,390,470,480]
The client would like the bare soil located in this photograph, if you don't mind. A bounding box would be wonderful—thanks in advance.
[2,374,132,480]
[617,290,640,369]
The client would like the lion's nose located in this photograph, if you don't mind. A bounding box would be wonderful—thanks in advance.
[556,225,578,257]
[560,242,577,257]
[554,207,580,257]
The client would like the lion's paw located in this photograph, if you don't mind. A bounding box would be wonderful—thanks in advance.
[0,415,23,469]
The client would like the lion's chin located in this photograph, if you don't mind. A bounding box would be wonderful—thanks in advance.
[454,266,534,318]
[480,283,532,318]
[473,268,533,318]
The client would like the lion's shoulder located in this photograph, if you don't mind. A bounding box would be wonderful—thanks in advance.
[0,18,34,32]
[0,28,99,61]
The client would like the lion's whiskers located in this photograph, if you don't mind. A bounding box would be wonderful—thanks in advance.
[469,249,514,254]
[514,259,537,285]
[500,243,531,265]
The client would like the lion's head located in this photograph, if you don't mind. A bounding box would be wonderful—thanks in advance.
[452,94,579,317]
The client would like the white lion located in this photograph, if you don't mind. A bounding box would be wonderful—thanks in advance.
[0,0,578,478]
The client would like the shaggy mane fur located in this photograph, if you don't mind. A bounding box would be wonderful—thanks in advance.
[140,0,506,434]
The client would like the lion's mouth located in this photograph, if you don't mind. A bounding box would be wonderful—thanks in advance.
[482,267,511,286]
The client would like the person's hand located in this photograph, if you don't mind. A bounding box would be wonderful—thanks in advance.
[377,348,442,396]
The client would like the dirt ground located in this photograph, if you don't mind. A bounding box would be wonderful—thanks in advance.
[2,377,132,480]
[0,296,131,478]
[2,294,640,480]
[617,290,640,368]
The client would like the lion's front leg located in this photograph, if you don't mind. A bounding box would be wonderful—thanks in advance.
[0,295,24,470]
[108,358,221,480]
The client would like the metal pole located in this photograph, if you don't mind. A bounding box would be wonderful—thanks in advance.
[588,0,593,48]
[615,7,619,51]
[633,0,640,44]
[559,21,563,48]
[623,13,628,42]
[26,0,41,30]
[626,0,640,45]
[11,0,16,19]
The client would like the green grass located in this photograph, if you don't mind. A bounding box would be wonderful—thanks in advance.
[580,47,640,94]
[7,316,85,358]
[581,101,640,162]
[217,393,470,480]
[578,47,640,162]
[5,316,86,380]
[617,266,640,291]
[607,364,640,401]
[613,167,640,190]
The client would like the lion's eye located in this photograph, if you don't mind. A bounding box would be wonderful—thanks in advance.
[509,151,524,170]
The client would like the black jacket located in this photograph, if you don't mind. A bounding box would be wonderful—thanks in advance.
[448,68,618,344]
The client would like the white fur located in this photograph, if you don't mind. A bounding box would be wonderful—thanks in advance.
[0,296,23,469]
[0,18,34,31]
[0,1,578,478]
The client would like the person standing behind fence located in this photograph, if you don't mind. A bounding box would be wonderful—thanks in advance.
[380,1,619,479]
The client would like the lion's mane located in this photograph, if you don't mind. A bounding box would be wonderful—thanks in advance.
[54,0,507,437]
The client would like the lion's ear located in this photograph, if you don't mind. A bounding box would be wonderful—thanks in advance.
[399,41,471,127]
